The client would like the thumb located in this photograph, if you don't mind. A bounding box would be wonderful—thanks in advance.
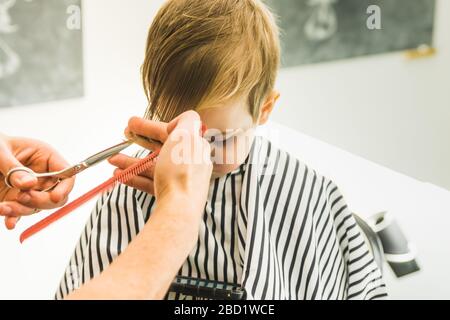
[0,141,37,189]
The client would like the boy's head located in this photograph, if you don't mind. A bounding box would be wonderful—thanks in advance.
[142,0,281,175]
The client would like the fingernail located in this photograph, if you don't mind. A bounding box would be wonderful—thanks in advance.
[18,193,31,204]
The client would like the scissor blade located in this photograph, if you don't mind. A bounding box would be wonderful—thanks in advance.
[83,140,133,167]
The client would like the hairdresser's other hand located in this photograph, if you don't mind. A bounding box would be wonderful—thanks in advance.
[154,111,212,218]
[0,134,75,229]
[110,111,212,216]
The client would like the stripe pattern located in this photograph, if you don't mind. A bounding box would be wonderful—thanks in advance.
[56,137,387,300]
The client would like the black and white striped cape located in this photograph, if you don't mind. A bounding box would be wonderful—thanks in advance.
[56,137,387,300]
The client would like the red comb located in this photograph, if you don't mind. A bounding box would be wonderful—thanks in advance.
[201,123,208,135]
[20,152,159,243]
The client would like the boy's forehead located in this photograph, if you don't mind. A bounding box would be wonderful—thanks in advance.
[198,100,253,132]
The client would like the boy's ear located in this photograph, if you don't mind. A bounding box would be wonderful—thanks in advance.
[257,91,280,125]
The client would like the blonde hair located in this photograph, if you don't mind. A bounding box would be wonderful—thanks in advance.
[142,0,280,122]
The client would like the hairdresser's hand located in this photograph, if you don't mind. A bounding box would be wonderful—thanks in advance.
[154,111,212,217]
[110,111,212,216]
[0,134,75,229]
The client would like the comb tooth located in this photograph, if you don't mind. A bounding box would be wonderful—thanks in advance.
[116,153,158,184]
[122,162,142,182]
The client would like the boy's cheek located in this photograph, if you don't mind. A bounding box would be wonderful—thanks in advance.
[210,148,243,176]
[210,143,252,176]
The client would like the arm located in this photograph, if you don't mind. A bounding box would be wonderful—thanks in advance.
[66,111,212,299]
[66,193,199,300]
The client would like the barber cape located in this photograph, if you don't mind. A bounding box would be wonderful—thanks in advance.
[56,137,387,300]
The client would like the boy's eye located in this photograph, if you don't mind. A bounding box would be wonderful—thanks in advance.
[205,130,242,144]
[210,135,232,144]
[206,135,227,144]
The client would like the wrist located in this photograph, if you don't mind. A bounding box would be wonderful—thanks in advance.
[156,186,202,217]
[153,192,202,235]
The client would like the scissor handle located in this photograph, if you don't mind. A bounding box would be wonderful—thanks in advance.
[5,167,35,189]
[5,167,61,192]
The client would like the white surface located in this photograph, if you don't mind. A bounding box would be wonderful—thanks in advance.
[272,0,450,190]
[0,0,449,299]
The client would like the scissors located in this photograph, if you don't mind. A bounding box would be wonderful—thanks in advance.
[4,135,162,192]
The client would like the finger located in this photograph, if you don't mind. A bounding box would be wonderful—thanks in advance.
[110,155,156,180]
[16,190,68,210]
[125,129,162,152]
[5,216,20,230]
[167,110,201,135]
[8,171,38,190]
[0,201,34,216]
[49,177,75,204]
[114,169,155,195]
[127,117,169,143]
[109,154,155,179]
[0,138,22,175]
[0,141,38,189]
[0,203,12,216]
[109,153,140,169]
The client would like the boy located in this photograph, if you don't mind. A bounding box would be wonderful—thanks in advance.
[56,0,387,299]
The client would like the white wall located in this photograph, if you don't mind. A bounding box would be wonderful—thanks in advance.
[0,0,163,300]
[0,0,448,299]
[272,0,450,190]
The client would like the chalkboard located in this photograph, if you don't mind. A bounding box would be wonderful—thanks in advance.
[265,0,436,67]
[0,0,83,108]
